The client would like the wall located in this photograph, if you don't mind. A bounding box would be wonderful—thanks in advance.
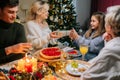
[98,0,120,12]
[18,0,36,23]
[92,0,120,12]
[75,0,91,27]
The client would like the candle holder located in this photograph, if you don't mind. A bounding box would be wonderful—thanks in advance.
[17,56,37,73]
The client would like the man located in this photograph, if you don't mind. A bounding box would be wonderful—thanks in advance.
[80,5,120,80]
[0,0,31,64]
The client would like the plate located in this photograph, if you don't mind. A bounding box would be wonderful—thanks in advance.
[67,50,81,57]
[66,63,88,76]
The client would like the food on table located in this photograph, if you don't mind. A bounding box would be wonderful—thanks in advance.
[42,74,62,80]
[0,72,8,80]
[40,47,62,60]
[78,67,86,72]
[71,60,78,68]
[68,50,77,54]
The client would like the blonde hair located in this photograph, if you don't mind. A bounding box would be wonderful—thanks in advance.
[105,9,120,36]
[85,12,105,39]
[27,0,48,21]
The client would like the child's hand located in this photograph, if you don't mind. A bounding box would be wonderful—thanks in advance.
[69,29,79,40]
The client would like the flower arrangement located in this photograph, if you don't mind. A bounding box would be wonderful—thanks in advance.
[8,62,53,80]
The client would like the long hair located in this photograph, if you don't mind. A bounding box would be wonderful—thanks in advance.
[85,12,105,39]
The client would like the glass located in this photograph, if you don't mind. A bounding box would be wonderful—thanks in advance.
[26,47,34,58]
[79,44,88,60]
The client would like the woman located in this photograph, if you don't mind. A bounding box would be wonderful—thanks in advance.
[81,5,120,80]
[69,12,105,60]
[25,0,62,51]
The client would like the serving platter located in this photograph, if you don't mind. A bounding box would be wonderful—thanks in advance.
[55,60,91,80]
[66,63,88,76]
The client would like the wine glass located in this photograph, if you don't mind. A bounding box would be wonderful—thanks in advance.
[79,44,88,61]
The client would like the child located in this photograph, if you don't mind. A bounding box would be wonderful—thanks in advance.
[69,12,105,60]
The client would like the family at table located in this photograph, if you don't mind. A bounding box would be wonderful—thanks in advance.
[0,0,120,80]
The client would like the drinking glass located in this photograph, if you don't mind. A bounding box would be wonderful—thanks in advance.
[79,44,88,60]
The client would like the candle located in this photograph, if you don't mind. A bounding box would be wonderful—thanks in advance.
[25,58,32,73]
[31,57,37,72]
[17,59,25,72]
[17,56,37,73]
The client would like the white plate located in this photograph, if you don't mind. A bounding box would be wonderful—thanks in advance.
[66,63,88,76]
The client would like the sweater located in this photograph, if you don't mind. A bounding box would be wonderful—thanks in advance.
[81,37,120,80]
[74,31,104,60]
[25,21,57,51]
[0,20,27,64]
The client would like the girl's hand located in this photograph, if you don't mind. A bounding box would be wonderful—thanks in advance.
[69,29,79,40]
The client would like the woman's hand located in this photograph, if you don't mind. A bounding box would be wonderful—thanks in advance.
[50,31,63,38]
[103,32,113,42]
[69,28,79,40]
[5,43,32,55]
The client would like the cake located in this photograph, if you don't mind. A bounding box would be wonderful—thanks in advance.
[39,47,62,60]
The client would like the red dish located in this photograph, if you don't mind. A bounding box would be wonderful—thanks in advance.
[68,50,77,54]
[39,47,62,60]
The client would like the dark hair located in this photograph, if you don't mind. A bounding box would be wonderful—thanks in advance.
[0,0,19,9]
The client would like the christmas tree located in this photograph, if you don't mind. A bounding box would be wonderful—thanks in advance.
[47,0,79,47]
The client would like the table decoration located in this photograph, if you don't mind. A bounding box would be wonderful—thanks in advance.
[7,61,53,80]
[48,60,67,73]
[3,54,53,80]
[16,55,37,73]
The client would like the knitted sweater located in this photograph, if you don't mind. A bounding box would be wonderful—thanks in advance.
[0,20,27,64]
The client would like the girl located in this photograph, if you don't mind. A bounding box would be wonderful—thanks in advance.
[69,12,105,60]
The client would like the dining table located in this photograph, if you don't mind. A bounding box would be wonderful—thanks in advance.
[0,46,91,80]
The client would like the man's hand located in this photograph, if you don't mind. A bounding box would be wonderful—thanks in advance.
[5,43,32,55]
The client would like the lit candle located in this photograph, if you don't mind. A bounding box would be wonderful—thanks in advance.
[25,58,32,73]
[31,57,37,72]
[17,59,25,72]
